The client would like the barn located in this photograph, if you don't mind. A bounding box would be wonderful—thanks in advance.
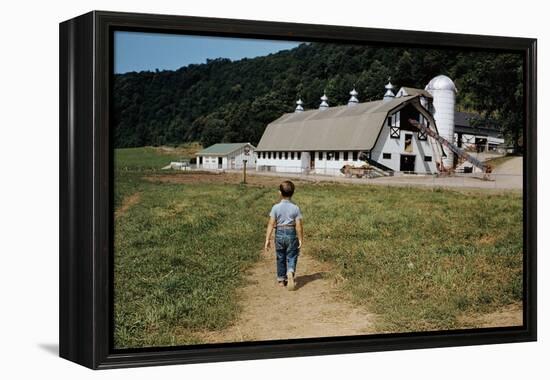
[255,75,501,176]
[255,77,451,175]
[196,143,256,170]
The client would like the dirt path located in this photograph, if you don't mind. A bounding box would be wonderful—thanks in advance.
[492,156,523,176]
[115,192,141,219]
[200,250,377,343]
[458,302,523,328]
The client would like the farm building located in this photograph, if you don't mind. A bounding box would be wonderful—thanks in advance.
[255,75,503,176]
[454,111,505,152]
[196,143,256,170]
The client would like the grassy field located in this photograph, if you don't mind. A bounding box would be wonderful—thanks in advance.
[115,144,201,171]
[113,147,523,348]
[300,185,522,332]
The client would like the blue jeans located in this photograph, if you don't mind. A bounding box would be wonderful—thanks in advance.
[275,228,300,281]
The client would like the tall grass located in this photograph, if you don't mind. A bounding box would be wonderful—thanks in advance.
[114,182,273,348]
[113,148,523,347]
[296,184,523,332]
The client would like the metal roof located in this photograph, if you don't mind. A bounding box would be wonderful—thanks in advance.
[197,143,253,156]
[455,111,477,127]
[455,112,502,138]
[397,87,433,99]
[256,96,421,152]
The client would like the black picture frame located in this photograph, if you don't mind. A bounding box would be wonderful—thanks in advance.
[59,10,537,370]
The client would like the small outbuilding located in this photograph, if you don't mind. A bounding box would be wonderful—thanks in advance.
[454,112,505,152]
[196,143,256,170]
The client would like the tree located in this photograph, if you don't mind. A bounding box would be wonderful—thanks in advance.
[113,42,524,150]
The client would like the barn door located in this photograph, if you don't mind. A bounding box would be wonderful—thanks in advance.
[400,155,416,173]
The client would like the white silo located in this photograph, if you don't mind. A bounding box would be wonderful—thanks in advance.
[425,75,457,169]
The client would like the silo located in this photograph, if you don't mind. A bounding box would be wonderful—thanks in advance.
[425,75,457,170]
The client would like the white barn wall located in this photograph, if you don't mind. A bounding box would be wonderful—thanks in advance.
[201,155,219,170]
[256,151,365,176]
[457,133,478,148]
[227,145,256,169]
[255,152,303,173]
[371,114,438,174]
[456,133,505,151]
[313,152,361,176]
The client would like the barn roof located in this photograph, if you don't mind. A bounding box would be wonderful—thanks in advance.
[197,143,252,156]
[396,87,433,99]
[454,111,502,138]
[256,96,421,152]
[455,111,478,128]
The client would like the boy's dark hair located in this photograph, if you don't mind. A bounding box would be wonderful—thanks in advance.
[279,180,295,198]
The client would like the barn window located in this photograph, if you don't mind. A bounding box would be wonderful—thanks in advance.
[418,130,427,140]
[291,152,295,159]
[327,152,334,160]
[297,152,302,160]
[389,112,400,138]
[335,152,340,160]
[404,134,413,152]
[418,121,428,140]
[383,153,391,159]
[390,126,400,138]
[284,152,288,159]
[278,152,282,159]
[352,151,358,160]
[268,152,272,159]
[344,152,349,160]
[318,152,323,160]
[424,155,432,162]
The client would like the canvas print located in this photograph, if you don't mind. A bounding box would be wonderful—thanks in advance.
[112,31,524,349]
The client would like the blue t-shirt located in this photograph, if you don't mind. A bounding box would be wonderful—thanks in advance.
[269,199,303,226]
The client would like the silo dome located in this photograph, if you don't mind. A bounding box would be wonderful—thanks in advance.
[425,75,457,92]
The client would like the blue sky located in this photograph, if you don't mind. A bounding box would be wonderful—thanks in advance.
[114,31,301,74]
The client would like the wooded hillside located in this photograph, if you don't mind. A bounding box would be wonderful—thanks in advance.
[113,42,523,150]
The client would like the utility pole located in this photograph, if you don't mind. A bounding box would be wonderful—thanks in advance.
[243,145,250,184]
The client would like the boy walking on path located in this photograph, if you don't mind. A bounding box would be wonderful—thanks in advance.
[264,180,304,291]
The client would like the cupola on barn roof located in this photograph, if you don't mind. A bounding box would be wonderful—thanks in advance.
[348,88,359,106]
[383,80,395,101]
[319,92,329,110]
[295,98,304,112]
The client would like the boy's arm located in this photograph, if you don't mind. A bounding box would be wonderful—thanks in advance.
[296,218,304,248]
[264,216,276,253]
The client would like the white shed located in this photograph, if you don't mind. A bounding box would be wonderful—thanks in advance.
[196,143,256,170]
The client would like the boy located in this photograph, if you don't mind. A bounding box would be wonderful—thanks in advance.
[264,180,304,291]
